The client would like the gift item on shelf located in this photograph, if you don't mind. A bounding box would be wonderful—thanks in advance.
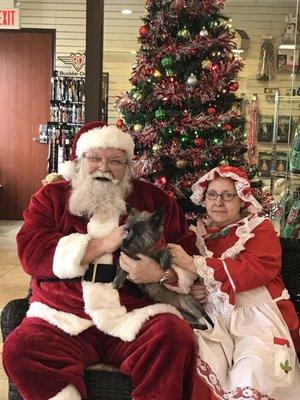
[247,95,259,164]
[258,118,273,142]
[50,101,85,125]
[282,197,300,238]
[289,123,300,173]
[51,72,85,102]
[256,37,275,81]
[277,14,300,72]
[272,188,292,235]
[273,178,288,203]
[282,14,299,45]
[47,72,86,170]
[47,124,79,173]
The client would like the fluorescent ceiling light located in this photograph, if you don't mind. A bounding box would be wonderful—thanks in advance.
[278,44,296,50]
[122,9,133,15]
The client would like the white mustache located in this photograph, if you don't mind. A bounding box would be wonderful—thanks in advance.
[91,171,119,185]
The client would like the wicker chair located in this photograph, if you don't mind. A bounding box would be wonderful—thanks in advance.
[279,237,300,314]
[1,297,133,400]
[1,237,299,400]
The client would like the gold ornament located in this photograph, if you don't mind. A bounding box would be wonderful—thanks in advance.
[178,26,190,39]
[153,69,162,78]
[220,159,229,166]
[176,158,188,169]
[201,59,212,69]
[152,143,161,152]
[133,123,143,133]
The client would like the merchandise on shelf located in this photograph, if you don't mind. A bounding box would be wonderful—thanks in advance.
[47,71,86,172]
[46,71,109,172]
[289,124,300,173]
[282,197,300,238]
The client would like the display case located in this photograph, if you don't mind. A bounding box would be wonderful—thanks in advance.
[270,92,300,238]
[46,71,109,173]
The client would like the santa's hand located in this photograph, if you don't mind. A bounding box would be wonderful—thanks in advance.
[191,283,207,304]
[167,243,196,273]
[119,252,164,284]
[101,225,126,254]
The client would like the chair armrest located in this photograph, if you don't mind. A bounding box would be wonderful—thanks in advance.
[1,298,29,342]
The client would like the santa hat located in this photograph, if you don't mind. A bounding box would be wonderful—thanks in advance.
[61,121,135,179]
[190,165,262,212]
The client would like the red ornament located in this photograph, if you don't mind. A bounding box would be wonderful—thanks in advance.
[207,106,217,115]
[158,176,167,185]
[139,25,150,38]
[228,81,239,92]
[116,118,124,129]
[211,64,220,72]
[171,138,180,148]
[222,123,232,131]
[171,0,184,10]
[194,138,204,147]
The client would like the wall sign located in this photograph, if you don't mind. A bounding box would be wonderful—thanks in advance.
[0,8,20,29]
[57,52,86,72]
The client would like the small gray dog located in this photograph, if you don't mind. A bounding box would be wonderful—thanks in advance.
[113,206,213,329]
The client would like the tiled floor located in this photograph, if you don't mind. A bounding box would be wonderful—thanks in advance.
[0,220,29,400]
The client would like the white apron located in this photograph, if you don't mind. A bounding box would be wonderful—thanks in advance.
[195,286,300,400]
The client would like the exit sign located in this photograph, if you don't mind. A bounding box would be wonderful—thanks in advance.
[0,8,20,29]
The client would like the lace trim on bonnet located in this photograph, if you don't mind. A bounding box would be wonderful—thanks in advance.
[193,215,266,318]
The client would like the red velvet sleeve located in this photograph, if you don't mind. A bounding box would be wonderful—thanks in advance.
[17,186,66,278]
[205,220,282,296]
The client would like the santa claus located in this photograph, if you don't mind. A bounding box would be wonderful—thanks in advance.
[3,121,200,400]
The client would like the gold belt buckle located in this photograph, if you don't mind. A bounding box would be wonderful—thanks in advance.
[91,263,98,283]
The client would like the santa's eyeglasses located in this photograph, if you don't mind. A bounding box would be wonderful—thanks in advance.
[83,154,127,168]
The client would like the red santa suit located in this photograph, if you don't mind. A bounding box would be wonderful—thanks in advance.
[2,123,199,400]
[189,166,300,400]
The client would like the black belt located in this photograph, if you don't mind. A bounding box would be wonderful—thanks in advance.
[83,263,117,283]
[38,263,116,284]
[38,263,143,297]
[83,263,143,297]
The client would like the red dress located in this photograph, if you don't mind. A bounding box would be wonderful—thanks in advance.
[192,215,300,400]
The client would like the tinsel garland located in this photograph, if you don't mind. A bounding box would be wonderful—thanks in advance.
[145,0,225,17]
[115,0,256,219]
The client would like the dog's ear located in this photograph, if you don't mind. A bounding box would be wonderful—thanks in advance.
[126,204,138,218]
[151,207,164,226]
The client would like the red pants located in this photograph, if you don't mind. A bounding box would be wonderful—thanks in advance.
[191,376,218,400]
[3,313,197,400]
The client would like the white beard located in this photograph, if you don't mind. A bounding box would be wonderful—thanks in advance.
[68,163,133,218]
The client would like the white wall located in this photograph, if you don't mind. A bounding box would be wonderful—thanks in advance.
[19,0,300,129]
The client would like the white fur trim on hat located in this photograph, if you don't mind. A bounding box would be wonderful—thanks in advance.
[59,160,76,180]
[76,125,134,159]
[190,166,262,212]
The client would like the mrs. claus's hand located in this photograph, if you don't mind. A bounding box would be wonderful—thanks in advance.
[119,252,164,284]
[191,283,207,304]
[167,243,196,273]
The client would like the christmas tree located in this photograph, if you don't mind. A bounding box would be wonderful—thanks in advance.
[116,0,249,220]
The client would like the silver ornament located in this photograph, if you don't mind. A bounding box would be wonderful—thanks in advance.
[200,27,208,37]
[186,73,198,87]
